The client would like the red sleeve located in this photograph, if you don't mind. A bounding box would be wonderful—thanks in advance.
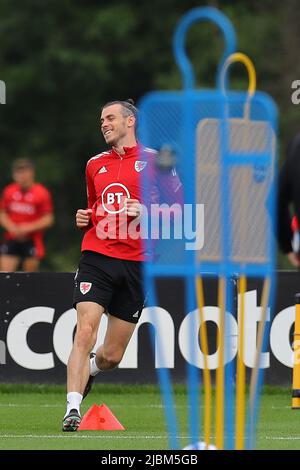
[38,187,53,215]
[86,162,96,209]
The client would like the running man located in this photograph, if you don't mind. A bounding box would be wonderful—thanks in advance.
[0,158,54,272]
[63,99,182,431]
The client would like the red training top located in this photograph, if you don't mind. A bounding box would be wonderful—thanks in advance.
[0,183,53,258]
[82,144,183,261]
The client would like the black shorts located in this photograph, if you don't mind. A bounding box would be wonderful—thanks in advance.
[73,251,145,324]
[0,239,37,258]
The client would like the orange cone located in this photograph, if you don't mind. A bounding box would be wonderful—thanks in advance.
[78,404,125,431]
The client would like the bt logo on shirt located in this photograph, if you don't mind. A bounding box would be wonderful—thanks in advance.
[101,183,130,214]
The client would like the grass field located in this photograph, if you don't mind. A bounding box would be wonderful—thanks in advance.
[0,384,298,450]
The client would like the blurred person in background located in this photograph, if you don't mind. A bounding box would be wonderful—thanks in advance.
[278,133,300,267]
[0,158,54,272]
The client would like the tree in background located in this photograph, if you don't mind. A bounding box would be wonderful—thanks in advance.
[0,0,295,269]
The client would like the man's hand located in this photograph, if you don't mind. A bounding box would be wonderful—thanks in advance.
[76,209,92,228]
[14,224,32,238]
[9,224,27,240]
[124,198,142,218]
[287,251,300,268]
[0,212,24,239]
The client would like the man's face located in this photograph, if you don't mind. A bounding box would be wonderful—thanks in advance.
[100,104,133,146]
[13,166,35,188]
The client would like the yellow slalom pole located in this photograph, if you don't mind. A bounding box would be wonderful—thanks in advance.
[220,52,256,120]
[195,276,212,447]
[235,275,246,450]
[292,293,300,409]
[249,277,270,410]
[221,52,256,98]
[215,277,225,450]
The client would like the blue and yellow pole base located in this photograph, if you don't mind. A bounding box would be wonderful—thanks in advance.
[292,293,300,409]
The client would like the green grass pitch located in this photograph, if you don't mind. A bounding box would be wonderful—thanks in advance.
[0,384,298,450]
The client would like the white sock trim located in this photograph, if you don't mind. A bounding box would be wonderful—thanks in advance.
[90,354,102,377]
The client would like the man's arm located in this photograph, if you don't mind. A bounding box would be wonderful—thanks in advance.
[76,162,96,230]
[0,210,20,236]
[17,213,54,236]
[86,163,97,210]
[0,189,16,233]
[0,211,53,239]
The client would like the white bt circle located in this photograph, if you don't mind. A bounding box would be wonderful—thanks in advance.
[101,183,130,214]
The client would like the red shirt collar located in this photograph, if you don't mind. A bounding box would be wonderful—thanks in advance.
[111,144,139,158]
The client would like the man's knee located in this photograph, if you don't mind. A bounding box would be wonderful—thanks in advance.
[75,325,97,351]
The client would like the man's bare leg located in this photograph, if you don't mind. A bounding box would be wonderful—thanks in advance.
[68,301,104,393]
[0,255,20,271]
[63,301,104,431]
[82,314,136,401]
[22,257,40,272]
[94,314,136,371]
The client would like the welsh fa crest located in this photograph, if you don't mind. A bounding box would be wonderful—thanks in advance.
[80,282,92,294]
[135,160,147,172]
